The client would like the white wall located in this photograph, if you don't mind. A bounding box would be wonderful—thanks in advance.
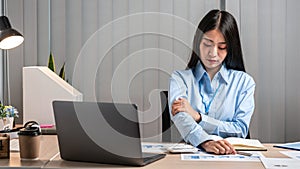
[7,0,220,141]
[6,0,300,143]
[227,0,300,143]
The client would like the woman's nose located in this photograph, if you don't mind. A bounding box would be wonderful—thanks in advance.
[209,46,218,57]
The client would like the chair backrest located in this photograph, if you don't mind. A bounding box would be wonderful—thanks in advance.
[160,91,171,142]
[246,129,251,139]
[160,91,182,142]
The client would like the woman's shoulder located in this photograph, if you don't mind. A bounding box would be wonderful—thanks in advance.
[173,69,193,76]
[228,69,255,84]
[171,68,195,81]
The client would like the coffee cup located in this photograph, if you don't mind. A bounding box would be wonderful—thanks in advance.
[18,121,41,160]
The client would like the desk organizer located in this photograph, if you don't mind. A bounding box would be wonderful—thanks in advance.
[0,134,9,158]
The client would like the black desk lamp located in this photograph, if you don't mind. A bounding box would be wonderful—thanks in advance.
[0,15,24,49]
[0,0,24,112]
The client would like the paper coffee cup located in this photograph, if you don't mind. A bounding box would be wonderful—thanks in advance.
[18,126,41,160]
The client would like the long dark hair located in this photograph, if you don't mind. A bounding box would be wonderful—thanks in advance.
[187,9,245,72]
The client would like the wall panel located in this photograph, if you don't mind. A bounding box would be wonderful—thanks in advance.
[10,0,220,141]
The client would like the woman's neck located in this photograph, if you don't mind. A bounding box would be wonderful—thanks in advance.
[206,66,221,81]
[208,71,217,81]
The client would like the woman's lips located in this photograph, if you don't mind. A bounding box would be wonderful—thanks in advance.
[207,59,218,64]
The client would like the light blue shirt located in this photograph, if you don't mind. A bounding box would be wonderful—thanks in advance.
[168,62,255,147]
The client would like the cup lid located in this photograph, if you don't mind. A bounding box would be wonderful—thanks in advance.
[18,127,41,136]
[18,121,41,136]
[18,128,41,136]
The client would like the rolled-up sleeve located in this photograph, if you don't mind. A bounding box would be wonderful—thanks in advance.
[172,112,222,146]
[169,71,223,146]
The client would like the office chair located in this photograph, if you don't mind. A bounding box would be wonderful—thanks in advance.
[246,129,251,139]
[160,90,250,142]
[160,91,182,142]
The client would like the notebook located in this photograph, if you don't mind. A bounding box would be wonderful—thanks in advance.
[225,137,267,151]
[52,101,166,166]
[274,141,300,151]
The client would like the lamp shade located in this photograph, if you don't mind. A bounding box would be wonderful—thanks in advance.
[0,16,24,49]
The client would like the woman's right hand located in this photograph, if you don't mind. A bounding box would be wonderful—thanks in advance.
[200,139,236,155]
[171,98,201,122]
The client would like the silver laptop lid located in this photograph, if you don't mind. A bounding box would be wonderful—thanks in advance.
[52,101,145,166]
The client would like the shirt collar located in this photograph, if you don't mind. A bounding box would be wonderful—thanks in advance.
[218,64,229,84]
[194,62,229,84]
[194,62,206,82]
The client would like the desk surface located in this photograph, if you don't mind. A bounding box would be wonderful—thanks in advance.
[0,135,59,168]
[45,144,288,169]
[2,135,294,169]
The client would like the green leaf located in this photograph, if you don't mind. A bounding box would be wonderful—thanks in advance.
[47,52,67,81]
[59,63,66,80]
[48,52,56,72]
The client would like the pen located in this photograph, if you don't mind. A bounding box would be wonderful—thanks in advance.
[236,151,252,156]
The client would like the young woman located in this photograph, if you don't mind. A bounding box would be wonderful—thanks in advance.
[169,9,255,155]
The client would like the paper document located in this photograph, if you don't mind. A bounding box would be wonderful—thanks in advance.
[10,139,20,152]
[166,143,198,153]
[142,142,199,153]
[181,151,263,162]
[280,151,300,160]
[142,142,167,153]
[260,157,300,168]
[274,142,300,151]
[225,137,267,151]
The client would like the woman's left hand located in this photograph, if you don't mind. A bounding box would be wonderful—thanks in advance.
[171,98,201,122]
[201,140,236,155]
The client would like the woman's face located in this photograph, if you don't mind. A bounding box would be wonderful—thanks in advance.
[199,29,227,74]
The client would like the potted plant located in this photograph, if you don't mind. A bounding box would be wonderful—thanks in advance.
[0,103,18,130]
[48,52,66,80]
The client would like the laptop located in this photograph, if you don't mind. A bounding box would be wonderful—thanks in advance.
[52,101,166,166]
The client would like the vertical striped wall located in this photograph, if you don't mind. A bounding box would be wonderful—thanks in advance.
[7,0,300,143]
[227,0,300,143]
[8,0,220,141]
